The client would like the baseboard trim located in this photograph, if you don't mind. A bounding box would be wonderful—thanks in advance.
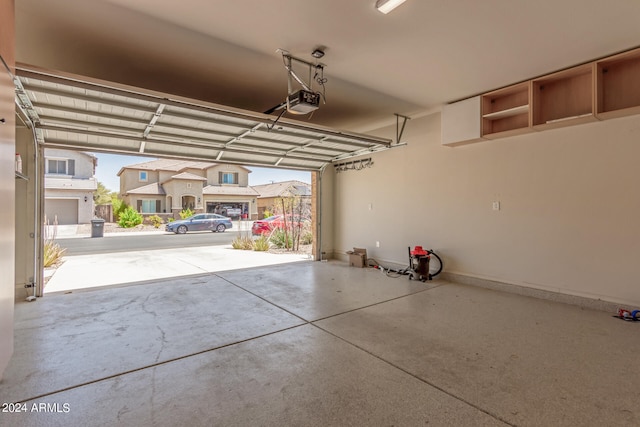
[440,272,624,313]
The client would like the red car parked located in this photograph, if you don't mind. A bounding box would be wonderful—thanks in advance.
[251,215,308,236]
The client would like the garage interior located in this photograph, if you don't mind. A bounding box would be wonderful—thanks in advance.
[2,1,640,425]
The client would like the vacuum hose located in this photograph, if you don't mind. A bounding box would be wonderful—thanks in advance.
[426,249,443,279]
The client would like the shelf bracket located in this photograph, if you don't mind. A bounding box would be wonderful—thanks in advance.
[394,113,410,145]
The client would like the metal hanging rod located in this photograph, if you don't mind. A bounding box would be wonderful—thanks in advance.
[333,157,374,173]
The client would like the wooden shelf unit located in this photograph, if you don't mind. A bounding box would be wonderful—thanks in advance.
[596,48,640,119]
[441,47,640,146]
[532,64,596,130]
[481,82,531,139]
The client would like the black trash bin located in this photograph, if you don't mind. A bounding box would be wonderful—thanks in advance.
[91,218,105,238]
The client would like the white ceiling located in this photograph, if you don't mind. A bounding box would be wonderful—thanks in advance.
[15,0,640,132]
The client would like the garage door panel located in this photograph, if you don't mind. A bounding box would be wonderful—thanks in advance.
[45,199,78,225]
[16,65,392,171]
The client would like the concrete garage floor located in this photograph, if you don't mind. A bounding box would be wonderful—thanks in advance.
[1,261,638,426]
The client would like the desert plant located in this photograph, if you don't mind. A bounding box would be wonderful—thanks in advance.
[231,235,254,250]
[118,206,143,228]
[145,214,164,228]
[44,241,66,268]
[179,208,194,219]
[43,216,66,268]
[301,230,313,245]
[269,228,293,249]
[252,235,270,251]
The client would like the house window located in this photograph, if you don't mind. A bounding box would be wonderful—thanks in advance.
[47,159,75,175]
[219,172,238,184]
[139,171,148,182]
[138,200,160,213]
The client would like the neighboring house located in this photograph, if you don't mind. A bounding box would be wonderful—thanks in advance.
[251,180,311,219]
[117,159,259,219]
[44,149,98,225]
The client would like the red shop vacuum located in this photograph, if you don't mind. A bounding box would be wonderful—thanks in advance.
[408,246,442,282]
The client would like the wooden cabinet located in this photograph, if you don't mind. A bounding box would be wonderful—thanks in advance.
[482,82,531,138]
[441,96,482,146]
[532,64,596,130]
[442,46,640,147]
[596,48,640,119]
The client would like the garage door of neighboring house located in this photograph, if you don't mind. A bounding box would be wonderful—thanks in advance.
[46,199,78,225]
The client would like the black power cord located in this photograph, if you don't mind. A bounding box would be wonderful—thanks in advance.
[366,249,443,280]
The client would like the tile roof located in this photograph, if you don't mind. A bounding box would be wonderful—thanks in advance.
[251,180,311,198]
[169,172,208,181]
[203,185,260,196]
[116,159,251,176]
[121,159,218,172]
[117,159,253,175]
[124,182,166,196]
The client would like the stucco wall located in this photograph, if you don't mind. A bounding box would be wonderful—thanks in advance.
[332,113,640,307]
[120,168,159,194]
[43,149,96,224]
[206,164,249,186]
[166,180,204,211]
[44,190,93,224]
[44,148,95,179]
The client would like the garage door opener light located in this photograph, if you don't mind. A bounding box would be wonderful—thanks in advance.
[376,0,408,14]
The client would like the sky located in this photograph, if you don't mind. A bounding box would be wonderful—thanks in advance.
[94,153,311,192]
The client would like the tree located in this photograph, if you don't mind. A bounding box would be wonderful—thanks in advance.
[273,185,311,251]
[93,181,113,205]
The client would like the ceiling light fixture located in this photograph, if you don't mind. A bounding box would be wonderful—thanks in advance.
[376,0,407,14]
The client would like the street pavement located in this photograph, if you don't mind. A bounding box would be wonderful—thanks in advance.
[45,223,311,294]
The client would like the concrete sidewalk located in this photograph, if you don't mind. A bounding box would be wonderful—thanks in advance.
[44,244,311,294]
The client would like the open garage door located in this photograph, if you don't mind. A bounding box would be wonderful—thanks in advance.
[13,64,392,171]
[13,64,393,297]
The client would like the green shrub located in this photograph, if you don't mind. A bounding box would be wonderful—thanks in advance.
[167,217,175,223]
[301,231,313,245]
[179,208,194,219]
[253,235,270,251]
[269,228,292,249]
[262,209,272,219]
[118,207,143,228]
[231,235,254,250]
[145,215,164,228]
[112,197,127,221]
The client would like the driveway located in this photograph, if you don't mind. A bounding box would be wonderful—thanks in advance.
[56,231,239,255]
[45,222,311,294]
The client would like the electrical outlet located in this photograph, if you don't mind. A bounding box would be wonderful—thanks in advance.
[376,241,380,247]
[492,201,500,211]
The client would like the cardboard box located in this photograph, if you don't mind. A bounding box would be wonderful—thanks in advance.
[347,248,367,268]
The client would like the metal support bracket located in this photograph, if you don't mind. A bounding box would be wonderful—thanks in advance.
[395,113,410,145]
